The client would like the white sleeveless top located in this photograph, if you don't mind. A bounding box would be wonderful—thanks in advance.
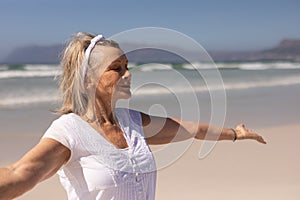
[42,108,157,200]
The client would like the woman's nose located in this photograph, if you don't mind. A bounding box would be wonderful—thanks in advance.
[122,69,131,80]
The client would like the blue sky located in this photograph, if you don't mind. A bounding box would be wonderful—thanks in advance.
[0,0,299,60]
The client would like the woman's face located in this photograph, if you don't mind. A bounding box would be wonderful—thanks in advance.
[94,46,131,102]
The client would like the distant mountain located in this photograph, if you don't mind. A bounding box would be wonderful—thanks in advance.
[1,43,203,64]
[259,39,300,60]
[209,39,300,62]
[1,39,300,65]
[2,44,64,65]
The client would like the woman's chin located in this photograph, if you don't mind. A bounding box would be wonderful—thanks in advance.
[121,93,131,99]
[114,91,132,100]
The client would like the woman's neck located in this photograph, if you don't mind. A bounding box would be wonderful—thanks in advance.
[84,96,117,126]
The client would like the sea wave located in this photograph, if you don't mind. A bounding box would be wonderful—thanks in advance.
[24,64,59,71]
[0,96,60,107]
[133,75,300,95]
[2,74,299,107]
[138,63,173,72]
[0,65,61,79]
[1,62,300,79]
[183,62,300,71]
[131,62,300,71]
[0,70,61,79]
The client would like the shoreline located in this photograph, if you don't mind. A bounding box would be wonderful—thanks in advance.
[1,82,300,133]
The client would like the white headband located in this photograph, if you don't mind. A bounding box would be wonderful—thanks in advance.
[81,34,104,85]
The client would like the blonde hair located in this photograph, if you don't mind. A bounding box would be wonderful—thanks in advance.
[57,32,120,115]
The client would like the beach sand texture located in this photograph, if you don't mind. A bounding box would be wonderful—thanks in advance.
[0,124,298,200]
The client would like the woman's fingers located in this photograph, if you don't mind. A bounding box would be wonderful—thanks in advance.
[249,129,267,144]
[256,135,267,144]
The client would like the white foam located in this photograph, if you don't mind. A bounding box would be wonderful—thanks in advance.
[183,62,300,70]
[1,75,299,107]
[0,69,61,79]
[24,64,60,71]
[0,94,60,107]
[1,62,299,80]
[0,64,61,79]
[138,63,173,72]
[239,62,274,70]
[224,76,300,90]
[1,62,300,107]
[182,62,217,70]
[238,62,300,70]
[132,75,300,96]
[273,62,300,69]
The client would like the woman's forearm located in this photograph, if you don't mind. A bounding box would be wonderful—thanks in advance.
[144,115,266,144]
[195,123,266,144]
[0,165,34,200]
[195,123,236,141]
[0,167,14,199]
[0,139,72,200]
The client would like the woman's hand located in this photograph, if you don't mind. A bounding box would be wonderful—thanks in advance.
[235,124,267,144]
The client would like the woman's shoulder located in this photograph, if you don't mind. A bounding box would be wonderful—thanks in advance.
[47,113,81,132]
[53,112,78,123]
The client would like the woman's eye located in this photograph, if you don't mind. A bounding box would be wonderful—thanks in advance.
[112,67,121,72]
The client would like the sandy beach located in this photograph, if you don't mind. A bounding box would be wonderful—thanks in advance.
[0,123,298,200]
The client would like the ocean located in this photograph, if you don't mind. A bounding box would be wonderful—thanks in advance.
[0,61,300,133]
[1,62,300,107]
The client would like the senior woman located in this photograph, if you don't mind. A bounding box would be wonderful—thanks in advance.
[0,32,266,200]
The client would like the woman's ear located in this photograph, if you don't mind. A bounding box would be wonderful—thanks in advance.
[86,67,103,91]
[86,80,95,90]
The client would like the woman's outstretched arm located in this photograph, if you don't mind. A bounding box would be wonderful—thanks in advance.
[0,138,70,200]
[141,112,266,145]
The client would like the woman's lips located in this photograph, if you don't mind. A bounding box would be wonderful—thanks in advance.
[118,84,131,88]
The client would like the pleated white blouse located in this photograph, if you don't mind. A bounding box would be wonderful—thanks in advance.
[43,108,157,200]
